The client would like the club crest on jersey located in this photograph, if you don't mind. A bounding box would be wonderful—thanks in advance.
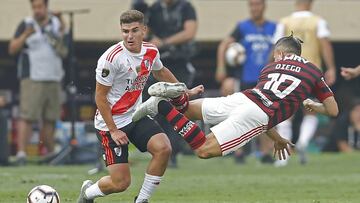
[114,147,122,157]
[101,68,110,77]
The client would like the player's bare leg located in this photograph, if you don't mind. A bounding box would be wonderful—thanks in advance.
[77,163,131,203]
[183,99,204,120]
[145,133,171,175]
[194,133,222,159]
[99,164,131,193]
[134,133,171,203]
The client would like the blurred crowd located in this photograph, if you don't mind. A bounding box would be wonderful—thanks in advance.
[0,0,359,167]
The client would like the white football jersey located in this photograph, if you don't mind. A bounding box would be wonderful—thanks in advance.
[94,41,163,131]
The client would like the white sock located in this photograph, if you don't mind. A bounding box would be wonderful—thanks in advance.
[136,173,162,203]
[85,181,105,200]
[277,119,293,140]
[297,115,318,150]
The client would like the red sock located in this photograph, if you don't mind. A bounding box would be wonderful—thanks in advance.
[170,93,189,113]
[158,100,205,150]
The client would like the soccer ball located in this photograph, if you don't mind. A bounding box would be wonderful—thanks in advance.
[27,185,60,203]
[225,42,246,67]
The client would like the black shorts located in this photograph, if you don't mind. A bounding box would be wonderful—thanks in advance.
[96,116,164,166]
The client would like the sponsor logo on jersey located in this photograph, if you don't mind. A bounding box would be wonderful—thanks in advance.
[283,54,309,64]
[253,88,273,107]
[114,147,122,157]
[101,68,110,77]
[125,75,149,92]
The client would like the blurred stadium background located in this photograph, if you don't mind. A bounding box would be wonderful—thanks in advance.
[0,0,360,202]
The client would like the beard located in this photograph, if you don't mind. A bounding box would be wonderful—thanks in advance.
[34,13,47,22]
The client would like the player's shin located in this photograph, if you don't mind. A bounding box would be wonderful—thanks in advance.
[158,100,205,150]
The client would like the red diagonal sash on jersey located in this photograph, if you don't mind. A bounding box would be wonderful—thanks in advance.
[111,49,158,115]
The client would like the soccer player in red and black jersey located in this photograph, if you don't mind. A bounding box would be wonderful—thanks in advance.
[132,34,338,160]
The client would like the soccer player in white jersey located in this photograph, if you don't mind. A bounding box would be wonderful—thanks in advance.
[77,10,196,203]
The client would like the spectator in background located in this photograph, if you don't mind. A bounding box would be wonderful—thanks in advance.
[132,0,149,17]
[8,0,67,165]
[146,0,198,167]
[216,0,276,164]
[273,0,337,166]
[341,65,360,80]
[323,100,360,152]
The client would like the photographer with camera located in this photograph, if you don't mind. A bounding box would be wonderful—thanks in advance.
[8,0,68,165]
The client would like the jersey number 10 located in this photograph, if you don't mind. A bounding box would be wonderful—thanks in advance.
[263,73,301,99]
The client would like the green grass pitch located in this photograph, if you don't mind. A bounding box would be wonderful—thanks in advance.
[1,153,360,203]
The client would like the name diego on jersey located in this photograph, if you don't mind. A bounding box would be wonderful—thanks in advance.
[275,63,301,72]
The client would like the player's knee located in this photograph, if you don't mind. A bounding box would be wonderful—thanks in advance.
[158,143,172,158]
[112,178,131,193]
[152,142,172,159]
[196,148,212,159]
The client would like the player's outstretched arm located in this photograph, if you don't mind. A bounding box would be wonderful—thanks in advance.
[341,65,360,80]
[303,97,338,117]
[266,128,295,160]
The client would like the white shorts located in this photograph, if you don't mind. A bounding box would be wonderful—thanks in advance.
[202,92,269,155]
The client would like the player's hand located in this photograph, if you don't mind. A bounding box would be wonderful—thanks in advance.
[215,69,227,83]
[341,67,359,80]
[187,85,204,98]
[273,137,295,160]
[110,129,129,146]
[303,98,317,112]
[150,37,165,48]
[0,96,6,107]
[51,11,62,18]
[324,69,336,86]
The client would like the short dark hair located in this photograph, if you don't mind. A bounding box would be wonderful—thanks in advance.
[120,10,144,25]
[30,0,49,6]
[274,32,303,56]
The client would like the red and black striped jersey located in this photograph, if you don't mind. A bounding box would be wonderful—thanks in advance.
[243,54,333,128]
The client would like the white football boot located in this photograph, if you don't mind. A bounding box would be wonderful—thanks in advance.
[77,180,94,203]
[148,82,187,98]
[132,96,168,122]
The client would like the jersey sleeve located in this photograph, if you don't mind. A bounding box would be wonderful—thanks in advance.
[312,76,334,102]
[152,50,163,71]
[14,20,26,38]
[230,23,242,41]
[182,2,197,21]
[95,58,117,86]
[317,18,331,38]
